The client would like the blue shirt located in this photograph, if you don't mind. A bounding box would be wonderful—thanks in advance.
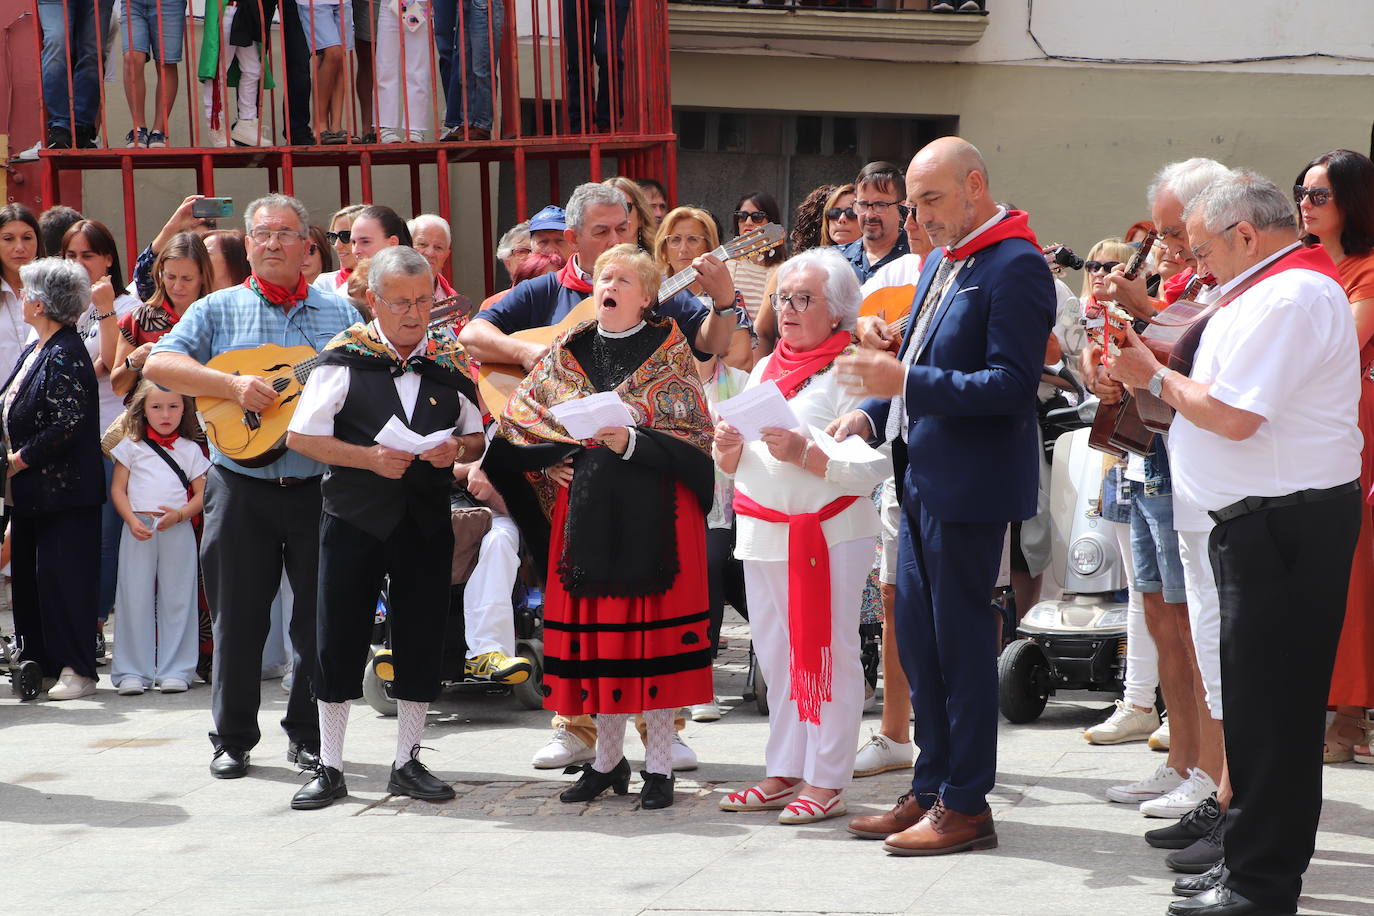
[838,230,911,284]
[151,283,359,479]
[474,272,714,360]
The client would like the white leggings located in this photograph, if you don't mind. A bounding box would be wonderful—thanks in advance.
[1177,527,1223,720]
[111,517,200,687]
[1113,519,1159,710]
[199,5,262,124]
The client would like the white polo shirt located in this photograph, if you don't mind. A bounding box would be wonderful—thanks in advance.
[1169,244,1362,514]
[110,437,211,514]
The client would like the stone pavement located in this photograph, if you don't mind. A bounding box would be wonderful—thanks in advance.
[2,615,1372,915]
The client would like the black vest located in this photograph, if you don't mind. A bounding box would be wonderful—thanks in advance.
[322,365,463,540]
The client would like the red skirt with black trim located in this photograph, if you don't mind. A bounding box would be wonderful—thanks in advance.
[542,480,713,715]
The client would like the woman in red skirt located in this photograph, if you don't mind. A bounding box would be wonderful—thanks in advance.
[500,244,715,809]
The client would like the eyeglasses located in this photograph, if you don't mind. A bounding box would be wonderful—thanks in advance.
[770,292,819,313]
[326,230,352,245]
[735,210,768,225]
[854,200,913,221]
[1190,222,1241,261]
[664,234,707,249]
[374,294,437,314]
[249,228,307,245]
[1293,185,1332,207]
[1085,260,1122,274]
[826,207,858,222]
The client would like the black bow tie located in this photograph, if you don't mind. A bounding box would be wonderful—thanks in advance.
[389,356,428,378]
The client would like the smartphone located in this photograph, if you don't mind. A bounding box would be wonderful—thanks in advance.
[192,197,234,220]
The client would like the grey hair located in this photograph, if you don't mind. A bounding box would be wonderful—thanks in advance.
[366,245,433,296]
[773,247,862,331]
[20,257,91,326]
[243,194,310,237]
[407,213,451,245]
[1183,169,1298,235]
[497,221,530,259]
[1147,158,1231,210]
[565,182,628,232]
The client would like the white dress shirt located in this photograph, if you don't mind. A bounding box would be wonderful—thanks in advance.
[0,278,35,385]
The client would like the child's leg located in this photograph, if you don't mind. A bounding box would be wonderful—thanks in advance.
[111,519,157,687]
[153,520,201,685]
[123,51,149,132]
[148,0,184,137]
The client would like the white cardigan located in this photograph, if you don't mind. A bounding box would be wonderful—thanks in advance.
[730,352,891,563]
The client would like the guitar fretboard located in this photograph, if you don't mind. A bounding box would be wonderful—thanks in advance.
[657,244,729,303]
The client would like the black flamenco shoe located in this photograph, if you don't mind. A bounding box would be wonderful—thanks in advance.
[560,757,631,803]
[639,770,675,810]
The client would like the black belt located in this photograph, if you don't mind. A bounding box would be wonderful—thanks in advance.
[220,466,322,488]
[1208,481,1359,525]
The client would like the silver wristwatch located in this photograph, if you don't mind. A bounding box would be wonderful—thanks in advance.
[1148,366,1170,398]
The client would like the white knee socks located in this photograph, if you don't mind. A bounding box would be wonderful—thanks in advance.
[642,708,675,777]
[593,713,628,772]
[319,700,350,770]
[395,699,428,768]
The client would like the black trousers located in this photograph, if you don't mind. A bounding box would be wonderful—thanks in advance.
[315,512,453,704]
[705,524,746,658]
[201,467,322,753]
[562,0,630,131]
[1210,487,1361,912]
[10,506,100,680]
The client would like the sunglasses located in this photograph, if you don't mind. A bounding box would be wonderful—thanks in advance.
[1293,185,1332,207]
[735,210,769,224]
[1085,260,1122,274]
[826,207,858,222]
[326,230,352,245]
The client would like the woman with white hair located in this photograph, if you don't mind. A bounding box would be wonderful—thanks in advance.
[714,247,890,824]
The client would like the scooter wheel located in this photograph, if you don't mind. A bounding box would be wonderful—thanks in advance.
[998,638,1050,724]
[17,659,42,701]
[361,646,398,717]
[512,649,545,710]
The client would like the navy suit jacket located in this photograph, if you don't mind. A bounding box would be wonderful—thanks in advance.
[860,230,1055,523]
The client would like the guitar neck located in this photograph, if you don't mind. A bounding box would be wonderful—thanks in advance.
[658,244,729,303]
[293,355,321,386]
[1123,230,1158,281]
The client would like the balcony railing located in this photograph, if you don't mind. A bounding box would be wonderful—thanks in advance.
[666,0,988,44]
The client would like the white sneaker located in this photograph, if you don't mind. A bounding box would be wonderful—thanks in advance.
[530,726,594,769]
[1149,718,1171,751]
[1139,768,1219,818]
[671,733,698,772]
[853,732,914,777]
[159,678,189,694]
[1105,762,1183,804]
[116,678,145,696]
[1084,700,1160,745]
[863,681,878,712]
[47,668,97,701]
[379,128,406,144]
[231,118,270,147]
[691,699,722,722]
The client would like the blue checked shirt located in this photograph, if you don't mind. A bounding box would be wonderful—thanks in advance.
[151,283,360,479]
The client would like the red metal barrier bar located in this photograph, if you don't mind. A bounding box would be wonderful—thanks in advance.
[59,0,75,145]
[436,148,451,274]
[198,153,216,194]
[183,6,197,146]
[360,149,373,200]
[529,0,544,137]
[589,142,601,181]
[502,0,520,140]
[121,156,138,274]
[93,0,109,149]
[282,149,296,195]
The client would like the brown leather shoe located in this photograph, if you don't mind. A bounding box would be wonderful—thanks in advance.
[847,792,929,839]
[882,798,998,856]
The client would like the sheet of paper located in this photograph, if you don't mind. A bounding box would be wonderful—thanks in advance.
[375,415,457,454]
[807,424,883,463]
[714,380,800,441]
[550,391,636,440]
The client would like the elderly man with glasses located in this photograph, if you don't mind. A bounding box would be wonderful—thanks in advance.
[145,194,358,783]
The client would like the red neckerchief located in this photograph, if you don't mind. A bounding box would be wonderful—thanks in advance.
[145,427,180,448]
[1163,269,1194,305]
[1254,243,1341,287]
[759,330,852,400]
[435,273,458,298]
[246,272,309,308]
[335,267,353,288]
[943,209,1039,260]
[556,257,593,294]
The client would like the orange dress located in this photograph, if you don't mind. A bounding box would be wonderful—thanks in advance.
[1330,251,1374,708]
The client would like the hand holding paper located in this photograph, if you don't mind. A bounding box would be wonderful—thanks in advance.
[550,392,636,440]
[375,415,458,455]
[714,381,800,441]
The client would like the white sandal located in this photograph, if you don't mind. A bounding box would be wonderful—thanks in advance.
[719,782,799,811]
[777,791,847,824]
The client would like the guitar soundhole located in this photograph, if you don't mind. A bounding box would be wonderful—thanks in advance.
[272,378,290,393]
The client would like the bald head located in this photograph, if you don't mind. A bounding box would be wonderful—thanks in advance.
[905,136,998,248]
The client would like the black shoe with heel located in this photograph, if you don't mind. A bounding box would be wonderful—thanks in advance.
[291,765,348,810]
[560,758,630,803]
[639,770,675,810]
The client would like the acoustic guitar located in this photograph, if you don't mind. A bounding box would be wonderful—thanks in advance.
[857,284,917,349]
[476,223,785,413]
[1134,272,1215,433]
[1086,230,1158,458]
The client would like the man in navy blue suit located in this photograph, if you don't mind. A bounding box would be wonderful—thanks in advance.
[829,137,1055,856]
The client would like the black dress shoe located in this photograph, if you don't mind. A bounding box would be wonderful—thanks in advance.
[1148,795,1221,849]
[287,742,320,770]
[559,758,630,803]
[210,747,250,779]
[1168,808,1228,873]
[639,770,675,810]
[292,765,348,810]
[388,758,456,801]
[1167,883,1293,915]
[1175,861,1225,898]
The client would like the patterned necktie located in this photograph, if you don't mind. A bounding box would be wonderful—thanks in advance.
[885,255,960,443]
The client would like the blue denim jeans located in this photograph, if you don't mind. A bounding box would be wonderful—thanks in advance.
[434,0,503,130]
[39,0,117,131]
[562,0,630,131]
[1128,482,1186,604]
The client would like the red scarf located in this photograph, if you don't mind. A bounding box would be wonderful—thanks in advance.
[335,267,353,288]
[145,427,180,448]
[1163,269,1194,305]
[556,257,593,294]
[732,492,859,725]
[247,272,309,308]
[1253,243,1341,288]
[435,272,457,298]
[944,209,1039,260]
[759,330,851,400]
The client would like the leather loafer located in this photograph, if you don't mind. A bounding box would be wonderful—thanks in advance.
[1175,862,1225,898]
[1166,884,1294,915]
[388,758,456,801]
[287,742,320,770]
[848,791,929,839]
[883,799,998,856]
[292,765,348,810]
[639,770,675,810]
[560,758,631,803]
[210,747,250,779]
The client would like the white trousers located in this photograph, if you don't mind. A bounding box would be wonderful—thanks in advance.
[375,1,432,132]
[463,515,518,657]
[199,5,262,123]
[111,516,200,686]
[1113,519,1158,709]
[744,537,873,790]
[1177,527,1223,720]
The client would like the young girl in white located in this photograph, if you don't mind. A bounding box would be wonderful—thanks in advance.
[110,380,209,695]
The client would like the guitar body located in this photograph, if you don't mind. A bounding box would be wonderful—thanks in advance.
[1137,298,1219,434]
[196,344,318,468]
[859,284,916,345]
[1088,394,1154,458]
[476,298,596,413]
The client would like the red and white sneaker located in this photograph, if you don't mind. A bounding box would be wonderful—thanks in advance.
[719,781,799,812]
[778,792,847,824]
